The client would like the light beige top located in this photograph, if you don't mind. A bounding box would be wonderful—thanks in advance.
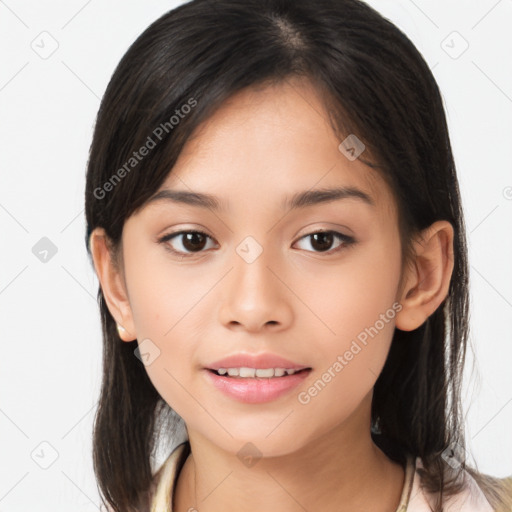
[150,442,495,512]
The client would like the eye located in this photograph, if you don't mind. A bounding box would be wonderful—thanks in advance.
[293,230,355,254]
[158,229,355,258]
[158,230,216,257]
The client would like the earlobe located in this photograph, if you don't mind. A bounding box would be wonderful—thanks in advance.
[395,220,454,332]
[116,322,135,342]
[89,227,137,342]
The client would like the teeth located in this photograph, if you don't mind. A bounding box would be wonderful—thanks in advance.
[216,367,301,378]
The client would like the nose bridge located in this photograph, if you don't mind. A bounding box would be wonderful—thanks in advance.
[218,233,292,330]
[232,234,277,295]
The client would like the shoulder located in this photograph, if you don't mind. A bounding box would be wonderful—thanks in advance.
[149,441,191,512]
[406,457,509,512]
[469,470,512,512]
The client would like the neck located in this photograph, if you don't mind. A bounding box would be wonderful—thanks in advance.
[173,405,405,512]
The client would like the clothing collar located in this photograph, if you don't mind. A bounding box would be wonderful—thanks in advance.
[150,443,493,512]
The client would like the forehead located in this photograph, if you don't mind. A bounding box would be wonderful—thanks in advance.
[150,77,395,218]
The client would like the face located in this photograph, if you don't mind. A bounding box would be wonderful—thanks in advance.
[114,77,405,457]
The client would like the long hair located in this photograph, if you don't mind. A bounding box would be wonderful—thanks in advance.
[84,1,498,510]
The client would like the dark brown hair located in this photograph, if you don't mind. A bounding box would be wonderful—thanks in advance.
[84,1,505,510]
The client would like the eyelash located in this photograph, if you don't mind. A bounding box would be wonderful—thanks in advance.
[157,229,356,258]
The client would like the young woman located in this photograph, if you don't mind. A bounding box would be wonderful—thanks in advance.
[85,1,512,511]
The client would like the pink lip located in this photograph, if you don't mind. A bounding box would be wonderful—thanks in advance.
[204,368,312,403]
[205,353,310,371]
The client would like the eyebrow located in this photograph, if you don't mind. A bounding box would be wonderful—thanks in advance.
[146,186,375,211]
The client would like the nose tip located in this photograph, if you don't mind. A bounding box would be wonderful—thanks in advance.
[218,251,293,332]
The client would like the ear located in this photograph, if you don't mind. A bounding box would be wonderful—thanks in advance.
[89,227,137,342]
[395,220,455,331]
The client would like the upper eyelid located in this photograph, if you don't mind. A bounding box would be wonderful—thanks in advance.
[159,229,354,252]
[160,227,350,241]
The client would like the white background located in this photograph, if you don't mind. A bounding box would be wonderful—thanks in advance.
[1,0,511,510]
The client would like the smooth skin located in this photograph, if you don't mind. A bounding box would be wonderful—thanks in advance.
[90,76,454,512]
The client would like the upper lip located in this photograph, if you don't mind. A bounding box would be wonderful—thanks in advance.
[205,353,311,371]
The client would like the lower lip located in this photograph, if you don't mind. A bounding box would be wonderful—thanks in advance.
[204,369,311,403]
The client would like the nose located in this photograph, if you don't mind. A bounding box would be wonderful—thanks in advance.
[217,240,294,333]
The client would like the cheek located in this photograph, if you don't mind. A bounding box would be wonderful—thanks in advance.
[118,243,177,365]
[297,241,401,344]
[122,234,198,337]
[296,238,402,394]
[121,242,211,413]
[295,293,399,430]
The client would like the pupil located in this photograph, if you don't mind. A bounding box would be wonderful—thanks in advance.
[183,232,206,252]
[181,232,334,253]
[311,232,333,252]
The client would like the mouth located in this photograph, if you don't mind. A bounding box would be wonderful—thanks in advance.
[206,367,312,378]
[204,367,313,403]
